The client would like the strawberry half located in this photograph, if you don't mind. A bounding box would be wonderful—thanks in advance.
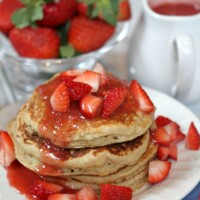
[185,122,200,150]
[76,186,99,200]
[130,80,154,113]
[48,193,76,200]
[80,94,102,119]
[100,184,132,200]
[50,82,70,113]
[30,179,64,200]
[73,70,101,92]
[102,87,126,118]
[67,81,92,100]
[148,160,171,184]
[0,130,15,168]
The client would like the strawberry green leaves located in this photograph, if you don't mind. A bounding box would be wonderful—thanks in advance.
[77,0,120,25]
[12,0,44,28]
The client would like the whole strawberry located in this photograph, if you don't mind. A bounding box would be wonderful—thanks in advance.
[77,0,131,25]
[9,27,60,59]
[37,0,77,27]
[68,16,115,53]
[0,0,23,34]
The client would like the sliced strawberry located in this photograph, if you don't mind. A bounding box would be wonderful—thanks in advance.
[0,130,15,168]
[102,87,126,118]
[50,82,70,112]
[148,160,171,184]
[30,179,64,200]
[157,144,177,161]
[66,81,92,100]
[93,63,108,86]
[130,80,154,113]
[48,193,76,200]
[154,127,171,146]
[80,94,102,119]
[185,122,200,150]
[73,70,101,92]
[76,186,98,200]
[100,184,132,200]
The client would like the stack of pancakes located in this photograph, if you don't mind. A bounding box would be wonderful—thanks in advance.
[7,72,158,191]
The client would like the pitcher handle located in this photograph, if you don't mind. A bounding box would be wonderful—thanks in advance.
[171,35,195,100]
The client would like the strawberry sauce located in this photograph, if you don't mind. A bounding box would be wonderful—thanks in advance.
[152,3,200,16]
[7,160,76,200]
[7,160,40,200]
[36,74,138,148]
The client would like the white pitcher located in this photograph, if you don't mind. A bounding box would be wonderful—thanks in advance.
[128,0,200,104]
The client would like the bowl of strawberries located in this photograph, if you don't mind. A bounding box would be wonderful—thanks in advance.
[0,0,131,92]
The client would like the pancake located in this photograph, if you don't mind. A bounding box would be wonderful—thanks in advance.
[14,73,154,148]
[8,118,151,176]
[46,167,149,191]
[7,66,157,193]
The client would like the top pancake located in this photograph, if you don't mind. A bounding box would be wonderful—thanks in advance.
[15,73,155,148]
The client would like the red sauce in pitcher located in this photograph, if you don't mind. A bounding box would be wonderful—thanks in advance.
[152,3,200,16]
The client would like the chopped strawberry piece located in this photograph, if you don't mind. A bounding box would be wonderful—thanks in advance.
[66,81,92,100]
[130,80,154,113]
[154,127,171,146]
[157,144,177,161]
[60,69,85,79]
[50,82,70,112]
[171,130,186,145]
[93,63,108,86]
[100,184,132,200]
[168,144,178,160]
[76,186,98,200]
[73,70,101,92]
[148,160,171,184]
[157,145,169,161]
[48,193,76,200]
[154,122,179,146]
[155,115,173,128]
[80,94,102,119]
[30,179,64,200]
[0,130,15,168]
[163,122,178,141]
[102,87,126,118]
[185,122,200,150]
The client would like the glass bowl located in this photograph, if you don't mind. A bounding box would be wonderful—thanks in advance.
[0,22,129,94]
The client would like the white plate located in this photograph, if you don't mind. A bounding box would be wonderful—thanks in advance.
[0,88,200,200]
